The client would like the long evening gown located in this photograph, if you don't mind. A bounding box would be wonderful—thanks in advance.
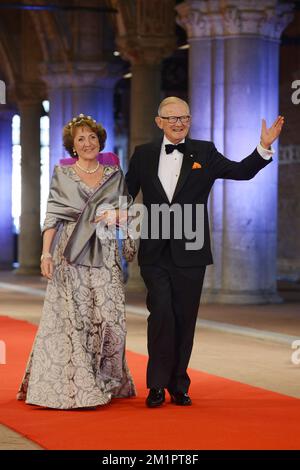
[17,165,136,409]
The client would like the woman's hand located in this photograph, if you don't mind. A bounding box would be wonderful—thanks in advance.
[93,209,128,226]
[40,256,54,280]
[94,209,117,225]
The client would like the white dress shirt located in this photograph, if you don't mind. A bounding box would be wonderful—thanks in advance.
[158,136,185,202]
[158,136,274,203]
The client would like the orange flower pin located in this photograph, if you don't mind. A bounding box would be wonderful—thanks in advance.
[192,162,202,170]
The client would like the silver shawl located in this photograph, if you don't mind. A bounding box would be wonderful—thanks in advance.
[44,165,132,267]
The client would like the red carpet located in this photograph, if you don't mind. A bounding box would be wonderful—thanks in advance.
[0,315,300,450]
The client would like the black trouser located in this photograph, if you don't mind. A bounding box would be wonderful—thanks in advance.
[140,243,206,394]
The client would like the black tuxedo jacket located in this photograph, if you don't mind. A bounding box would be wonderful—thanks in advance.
[125,138,272,267]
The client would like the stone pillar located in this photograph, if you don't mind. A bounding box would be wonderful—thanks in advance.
[116,0,177,153]
[189,26,225,300]
[0,109,14,269]
[16,95,42,274]
[177,0,294,303]
[118,54,163,291]
[115,0,177,290]
[129,62,162,154]
[42,63,119,176]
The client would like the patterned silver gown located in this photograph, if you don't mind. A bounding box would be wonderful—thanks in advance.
[17,165,136,409]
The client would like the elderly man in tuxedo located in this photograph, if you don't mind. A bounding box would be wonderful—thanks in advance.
[125,96,284,407]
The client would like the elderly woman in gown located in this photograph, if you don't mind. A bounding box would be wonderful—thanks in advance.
[17,114,136,409]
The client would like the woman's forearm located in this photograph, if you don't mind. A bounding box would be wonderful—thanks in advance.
[42,228,57,254]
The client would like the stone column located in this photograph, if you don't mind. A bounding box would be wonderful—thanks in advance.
[115,0,177,290]
[42,63,120,176]
[117,52,164,291]
[116,0,177,153]
[129,61,162,154]
[128,59,160,291]
[16,93,42,274]
[0,109,14,269]
[176,2,226,301]
[177,0,294,303]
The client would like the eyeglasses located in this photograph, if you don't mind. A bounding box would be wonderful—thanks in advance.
[160,115,191,124]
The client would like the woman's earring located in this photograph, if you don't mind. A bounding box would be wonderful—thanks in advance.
[73,148,77,157]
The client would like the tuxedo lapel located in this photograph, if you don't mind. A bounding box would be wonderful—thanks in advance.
[171,139,194,201]
[148,138,169,203]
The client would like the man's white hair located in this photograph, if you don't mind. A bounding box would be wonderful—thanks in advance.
[158,97,190,116]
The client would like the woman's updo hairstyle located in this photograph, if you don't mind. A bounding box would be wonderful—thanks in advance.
[63,114,107,158]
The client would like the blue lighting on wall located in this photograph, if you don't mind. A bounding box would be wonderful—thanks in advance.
[11,112,50,233]
[11,115,21,233]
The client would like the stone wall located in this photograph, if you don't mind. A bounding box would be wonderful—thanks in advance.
[278,9,300,280]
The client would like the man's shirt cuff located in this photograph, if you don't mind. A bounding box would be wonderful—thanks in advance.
[257,143,275,160]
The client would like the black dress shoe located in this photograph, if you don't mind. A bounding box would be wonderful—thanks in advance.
[146,388,165,408]
[169,392,192,406]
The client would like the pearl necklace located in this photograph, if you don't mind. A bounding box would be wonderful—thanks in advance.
[75,161,100,174]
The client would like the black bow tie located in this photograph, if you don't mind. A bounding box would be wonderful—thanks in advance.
[165,143,186,155]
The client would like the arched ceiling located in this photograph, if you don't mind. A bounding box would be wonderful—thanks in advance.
[0,0,118,105]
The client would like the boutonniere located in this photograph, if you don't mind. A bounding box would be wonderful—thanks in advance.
[192,162,202,170]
